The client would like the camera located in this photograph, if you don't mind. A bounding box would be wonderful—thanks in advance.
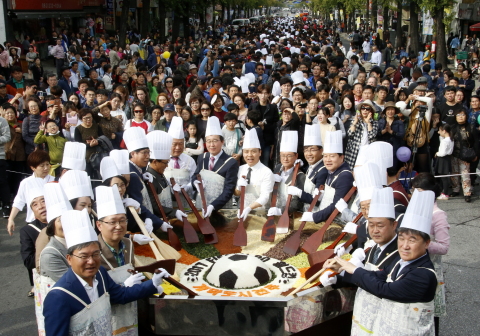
[417,105,427,120]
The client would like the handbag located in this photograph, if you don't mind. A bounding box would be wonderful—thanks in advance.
[460,145,476,162]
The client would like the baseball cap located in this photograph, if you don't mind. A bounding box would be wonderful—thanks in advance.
[198,76,209,84]
[417,76,427,83]
[164,104,175,112]
[189,64,197,70]
[212,78,222,85]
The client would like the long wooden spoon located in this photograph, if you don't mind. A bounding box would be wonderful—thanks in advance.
[261,175,281,242]
[170,178,199,244]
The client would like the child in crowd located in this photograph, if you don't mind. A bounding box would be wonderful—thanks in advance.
[245,109,265,150]
[226,103,246,133]
[435,124,454,200]
[34,119,67,168]
[222,113,243,161]
[184,121,204,162]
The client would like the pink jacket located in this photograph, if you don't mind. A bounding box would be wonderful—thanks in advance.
[428,202,450,255]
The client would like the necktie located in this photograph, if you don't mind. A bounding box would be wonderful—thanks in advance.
[372,246,382,264]
[246,168,252,184]
[209,156,215,171]
[172,157,180,169]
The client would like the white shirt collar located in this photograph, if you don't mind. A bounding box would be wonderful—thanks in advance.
[73,271,99,303]
[210,150,223,161]
[246,161,263,171]
[376,234,397,252]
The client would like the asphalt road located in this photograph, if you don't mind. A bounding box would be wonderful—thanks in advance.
[0,185,479,335]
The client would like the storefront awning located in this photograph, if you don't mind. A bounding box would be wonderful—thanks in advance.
[14,11,87,19]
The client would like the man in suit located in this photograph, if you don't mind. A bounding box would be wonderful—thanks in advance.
[192,117,239,216]
[327,189,438,335]
[43,208,170,336]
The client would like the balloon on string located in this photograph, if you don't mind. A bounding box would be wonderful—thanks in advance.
[302,16,307,22]
[396,146,412,163]
[162,51,171,59]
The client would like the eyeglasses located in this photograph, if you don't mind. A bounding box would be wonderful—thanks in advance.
[134,110,144,113]
[201,108,210,111]
[360,106,373,111]
[158,160,169,165]
[138,149,151,155]
[99,219,128,226]
[82,116,93,120]
[71,251,102,261]
[206,139,220,144]
[303,148,319,153]
[165,81,173,83]
[280,154,296,159]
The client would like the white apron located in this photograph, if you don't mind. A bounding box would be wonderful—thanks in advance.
[430,209,446,317]
[319,170,351,211]
[100,239,138,336]
[244,184,265,214]
[274,181,288,213]
[49,271,113,336]
[164,167,191,209]
[351,248,398,336]
[34,246,66,336]
[371,260,436,336]
[195,158,235,209]
[158,185,173,209]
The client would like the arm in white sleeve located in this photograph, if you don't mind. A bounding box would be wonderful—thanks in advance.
[255,170,275,206]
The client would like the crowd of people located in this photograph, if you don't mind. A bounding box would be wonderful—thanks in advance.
[0,13,472,336]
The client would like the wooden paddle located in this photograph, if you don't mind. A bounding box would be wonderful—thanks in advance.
[180,187,218,244]
[276,162,301,234]
[233,182,247,246]
[301,186,357,254]
[304,233,358,279]
[146,181,182,251]
[282,185,325,255]
[128,207,164,260]
[261,175,281,242]
[170,178,199,244]
[196,175,218,236]
[153,269,198,298]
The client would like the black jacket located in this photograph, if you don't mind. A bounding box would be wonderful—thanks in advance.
[248,102,280,146]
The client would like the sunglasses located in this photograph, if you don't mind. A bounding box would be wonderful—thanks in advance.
[201,108,210,111]
[361,106,373,111]
[134,110,144,113]
[165,81,173,83]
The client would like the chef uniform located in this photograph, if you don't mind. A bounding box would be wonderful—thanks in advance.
[297,125,327,212]
[347,187,400,335]
[34,183,72,335]
[96,185,140,335]
[273,131,306,215]
[303,131,354,223]
[123,127,163,231]
[58,169,96,223]
[344,190,438,336]
[236,129,274,214]
[110,149,131,177]
[192,116,239,210]
[20,178,48,287]
[43,208,163,336]
[146,130,177,218]
[165,117,196,208]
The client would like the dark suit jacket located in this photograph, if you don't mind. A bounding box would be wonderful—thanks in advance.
[20,220,47,274]
[273,164,306,214]
[299,160,328,205]
[248,102,279,146]
[312,161,354,223]
[344,253,437,303]
[44,266,157,336]
[192,151,239,209]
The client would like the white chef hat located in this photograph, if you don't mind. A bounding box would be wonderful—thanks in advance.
[59,170,94,200]
[62,142,86,171]
[280,131,298,153]
[123,127,148,153]
[100,156,120,182]
[240,77,249,93]
[25,178,46,206]
[366,141,393,185]
[368,187,395,219]
[266,55,273,65]
[291,71,305,85]
[168,116,185,140]
[282,57,291,64]
[323,130,343,154]
[205,116,222,137]
[95,185,125,219]
[110,149,130,174]
[147,130,173,160]
[304,125,322,147]
[354,162,384,202]
[354,145,369,167]
[400,189,435,235]
[243,129,261,149]
[44,182,73,223]
[244,73,256,84]
[62,208,98,249]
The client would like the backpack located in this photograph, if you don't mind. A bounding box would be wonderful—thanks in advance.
[89,135,114,173]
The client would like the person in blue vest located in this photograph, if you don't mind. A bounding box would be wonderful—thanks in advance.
[43,208,170,336]
[300,130,354,224]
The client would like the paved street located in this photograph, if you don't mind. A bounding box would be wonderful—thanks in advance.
[0,186,479,335]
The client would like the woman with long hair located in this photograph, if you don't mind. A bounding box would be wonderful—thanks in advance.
[189,96,203,116]
[377,102,406,166]
[232,93,248,122]
[196,102,213,139]
[162,76,175,103]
